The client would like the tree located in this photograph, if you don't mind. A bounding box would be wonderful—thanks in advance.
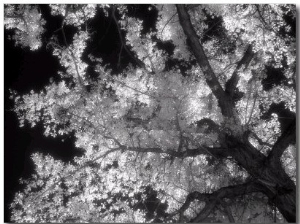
[6,4,296,223]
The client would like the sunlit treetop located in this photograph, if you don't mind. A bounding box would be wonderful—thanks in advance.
[6,4,296,223]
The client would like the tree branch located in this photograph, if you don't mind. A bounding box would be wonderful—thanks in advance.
[170,181,262,222]
[160,11,177,36]
[195,117,221,134]
[176,5,236,118]
[249,131,273,148]
[120,145,228,159]
[67,105,228,160]
[267,118,296,167]
[112,6,146,69]
[32,147,119,201]
[254,5,279,36]
[219,199,235,223]
[59,5,87,92]
[225,44,255,99]
[191,199,218,222]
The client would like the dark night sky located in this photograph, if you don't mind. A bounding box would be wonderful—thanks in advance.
[4,24,82,223]
[4,5,97,222]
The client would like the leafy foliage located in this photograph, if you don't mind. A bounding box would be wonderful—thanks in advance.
[6,4,296,223]
[4,5,46,50]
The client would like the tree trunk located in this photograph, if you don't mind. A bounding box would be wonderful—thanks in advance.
[276,189,296,222]
[260,165,296,222]
[225,136,296,222]
[176,4,296,222]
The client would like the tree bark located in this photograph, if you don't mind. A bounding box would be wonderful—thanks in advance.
[259,165,296,222]
[176,5,237,119]
[176,4,296,222]
[174,181,264,222]
[267,118,296,167]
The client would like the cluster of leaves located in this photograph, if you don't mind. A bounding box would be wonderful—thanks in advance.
[4,5,46,50]
[6,4,296,223]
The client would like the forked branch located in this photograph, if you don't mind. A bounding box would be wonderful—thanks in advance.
[112,5,147,70]
[267,118,296,167]
[225,44,255,99]
[176,5,237,119]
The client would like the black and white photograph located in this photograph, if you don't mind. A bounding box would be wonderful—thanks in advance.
[4,4,296,223]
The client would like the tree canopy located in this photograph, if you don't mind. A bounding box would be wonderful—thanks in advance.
[5,4,296,223]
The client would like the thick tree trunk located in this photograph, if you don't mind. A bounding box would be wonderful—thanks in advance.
[229,139,296,222]
[176,4,296,222]
[276,189,296,222]
[260,165,296,222]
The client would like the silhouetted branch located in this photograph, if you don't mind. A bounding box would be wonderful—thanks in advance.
[176,5,237,119]
[170,181,262,222]
[112,6,146,69]
[225,44,255,99]
[219,199,235,223]
[250,131,273,148]
[59,5,87,92]
[267,118,296,167]
[195,118,221,134]
[120,145,228,159]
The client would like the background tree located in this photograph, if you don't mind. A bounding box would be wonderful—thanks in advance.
[5,4,296,223]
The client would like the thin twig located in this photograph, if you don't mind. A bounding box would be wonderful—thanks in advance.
[160,12,177,36]
[111,6,146,69]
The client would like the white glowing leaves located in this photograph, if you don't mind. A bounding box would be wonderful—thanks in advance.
[184,77,221,124]
[222,5,253,34]
[13,76,98,139]
[123,17,143,42]
[74,131,96,152]
[114,69,154,106]
[49,4,67,17]
[49,5,95,85]
[236,70,253,91]
[72,31,90,59]
[11,149,145,222]
[262,84,296,113]
[4,5,46,50]
[222,5,295,66]
[27,157,138,222]
[111,68,221,135]
[188,5,209,39]
[155,4,179,42]
[254,113,281,147]
[50,4,97,27]
[31,153,65,179]
[281,145,296,182]
[13,90,46,128]
[52,31,90,83]
[156,5,191,60]
[121,16,166,72]
[8,5,297,222]
[149,129,177,151]
[113,206,146,223]
[10,154,71,222]
[236,72,263,126]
